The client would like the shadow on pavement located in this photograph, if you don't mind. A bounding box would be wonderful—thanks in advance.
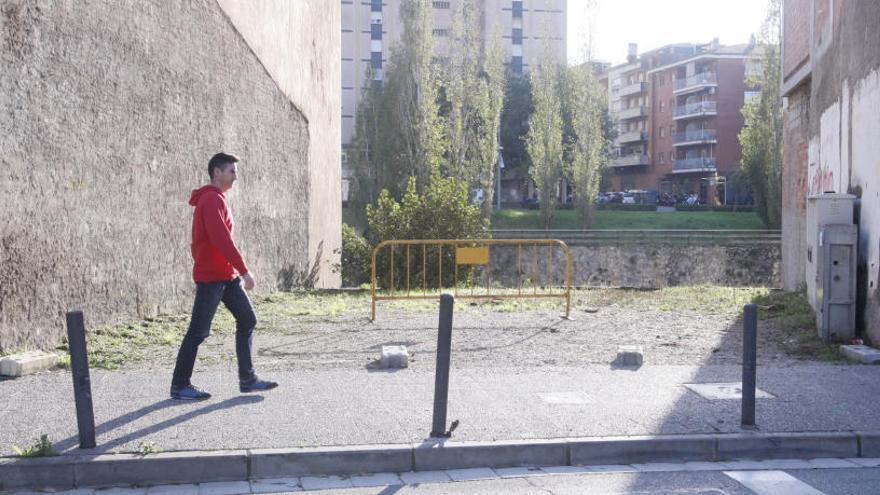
[55,395,264,454]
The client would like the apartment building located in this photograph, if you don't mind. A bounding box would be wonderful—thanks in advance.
[606,41,761,202]
[341,0,567,198]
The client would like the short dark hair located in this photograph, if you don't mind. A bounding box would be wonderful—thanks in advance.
[208,152,239,179]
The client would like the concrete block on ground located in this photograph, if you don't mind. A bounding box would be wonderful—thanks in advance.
[569,434,716,465]
[0,351,57,377]
[250,444,412,478]
[380,346,408,368]
[74,450,248,487]
[716,432,858,460]
[615,346,643,367]
[840,345,880,364]
[414,439,567,471]
[858,431,880,457]
[0,455,76,490]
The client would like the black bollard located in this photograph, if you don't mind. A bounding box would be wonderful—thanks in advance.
[430,294,454,438]
[66,311,96,449]
[741,304,758,428]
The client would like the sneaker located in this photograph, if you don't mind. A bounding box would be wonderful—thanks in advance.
[239,377,278,393]
[170,384,212,400]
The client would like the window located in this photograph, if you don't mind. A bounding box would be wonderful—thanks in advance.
[512,1,523,18]
[511,55,523,74]
[660,101,665,113]
[371,23,382,40]
[660,126,666,138]
[371,51,382,69]
[512,28,523,44]
[432,28,449,37]
[371,0,382,12]
[659,75,665,85]
[660,152,665,163]
[432,1,450,8]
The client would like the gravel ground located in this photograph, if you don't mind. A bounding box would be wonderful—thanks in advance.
[114,303,814,373]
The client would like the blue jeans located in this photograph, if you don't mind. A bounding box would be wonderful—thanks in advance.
[171,277,256,387]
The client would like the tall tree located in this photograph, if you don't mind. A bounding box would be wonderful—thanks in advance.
[443,0,505,217]
[386,0,445,190]
[525,53,564,229]
[739,0,782,228]
[499,73,533,172]
[348,0,444,215]
[561,62,609,229]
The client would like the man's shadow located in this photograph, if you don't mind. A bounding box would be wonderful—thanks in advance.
[54,395,264,454]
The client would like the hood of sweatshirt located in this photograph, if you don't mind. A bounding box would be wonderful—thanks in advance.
[189,185,223,207]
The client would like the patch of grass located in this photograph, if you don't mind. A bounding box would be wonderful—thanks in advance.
[12,435,59,458]
[751,290,845,361]
[65,287,797,370]
[491,208,767,230]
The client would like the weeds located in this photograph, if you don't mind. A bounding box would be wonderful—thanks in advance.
[137,441,162,456]
[12,435,59,457]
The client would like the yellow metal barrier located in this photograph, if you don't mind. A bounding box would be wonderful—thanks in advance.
[370,239,572,321]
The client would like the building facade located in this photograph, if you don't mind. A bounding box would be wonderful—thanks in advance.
[341,0,567,198]
[605,41,760,202]
[780,0,880,343]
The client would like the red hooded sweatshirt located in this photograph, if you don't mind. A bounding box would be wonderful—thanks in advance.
[189,185,249,282]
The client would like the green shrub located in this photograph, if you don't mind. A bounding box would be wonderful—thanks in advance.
[366,175,489,289]
[333,224,372,288]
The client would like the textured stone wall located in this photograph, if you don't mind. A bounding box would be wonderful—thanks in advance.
[487,244,781,289]
[216,0,342,289]
[0,0,334,349]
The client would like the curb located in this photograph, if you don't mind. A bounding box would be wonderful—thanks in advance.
[1,431,878,490]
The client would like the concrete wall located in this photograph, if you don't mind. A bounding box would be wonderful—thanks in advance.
[216,0,342,289]
[781,0,880,343]
[488,244,781,289]
[0,0,339,350]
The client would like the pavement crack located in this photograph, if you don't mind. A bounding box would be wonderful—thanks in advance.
[524,476,556,495]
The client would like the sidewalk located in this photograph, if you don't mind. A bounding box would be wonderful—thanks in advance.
[2,364,879,456]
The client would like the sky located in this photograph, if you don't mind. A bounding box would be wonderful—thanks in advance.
[567,0,771,66]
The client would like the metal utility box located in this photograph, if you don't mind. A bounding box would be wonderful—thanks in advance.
[815,224,858,342]
[806,194,855,309]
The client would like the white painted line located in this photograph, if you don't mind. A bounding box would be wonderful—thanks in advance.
[197,482,251,495]
[145,485,199,495]
[684,382,775,400]
[350,472,402,487]
[631,462,689,472]
[399,470,453,484]
[300,476,353,491]
[806,458,859,469]
[493,466,547,478]
[537,391,592,404]
[445,467,499,482]
[724,470,826,495]
[846,457,880,467]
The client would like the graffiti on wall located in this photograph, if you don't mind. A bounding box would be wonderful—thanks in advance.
[809,164,835,195]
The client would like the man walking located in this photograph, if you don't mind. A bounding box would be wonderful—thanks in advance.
[170,152,277,400]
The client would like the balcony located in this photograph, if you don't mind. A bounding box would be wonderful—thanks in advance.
[673,72,718,95]
[673,157,717,173]
[617,105,647,120]
[673,129,717,146]
[618,81,647,97]
[673,101,717,120]
[611,154,650,168]
[615,130,647,145]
